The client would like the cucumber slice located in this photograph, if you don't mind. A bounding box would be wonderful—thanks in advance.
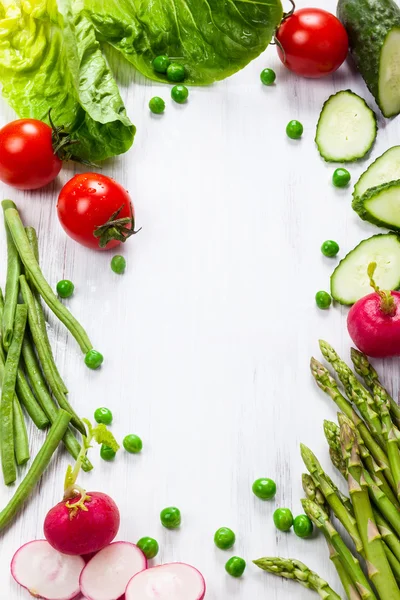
[331,233,400,305]
[353,180,400,231]
[338,0,400,118]
[354,146,400,199]
[315,91,377,162]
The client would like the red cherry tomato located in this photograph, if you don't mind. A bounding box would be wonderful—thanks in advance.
[0,119,62,190]
[57,173,136,251]
[276,8,349,78]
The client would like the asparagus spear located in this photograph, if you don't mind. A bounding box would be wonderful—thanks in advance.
[319,341,384,447]
[301,444,363,552]
[253,557,342,600]
[338,413,399,507]
[303,499,376,599]
[375,511,400,564]
[351,348,400,430]
[327,542,362,600]
[373,385,400,500]
[341,421,400,600]
[362,468,400,539]
[302,473,330,516]
[311,358,394,490]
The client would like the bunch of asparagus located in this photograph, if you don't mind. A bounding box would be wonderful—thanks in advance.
[0,200,95,530]
[255,341,400,600]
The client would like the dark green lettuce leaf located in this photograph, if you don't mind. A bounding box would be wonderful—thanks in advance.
[85,0,283,85]
[0,0,135,161]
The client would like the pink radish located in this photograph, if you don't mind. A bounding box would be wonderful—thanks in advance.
[80,541,147,600]
[11,539,84,600]
[44,491,120,556]
[125,563,206,600]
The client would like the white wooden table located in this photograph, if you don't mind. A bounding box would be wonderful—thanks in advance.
[0,1,398,597]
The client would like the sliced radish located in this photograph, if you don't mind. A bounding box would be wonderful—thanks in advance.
[11,539,85,600]
[80,541,147,600]
[125,563,206,600]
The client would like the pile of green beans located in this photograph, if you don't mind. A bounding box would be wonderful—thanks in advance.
[0,200,96,530]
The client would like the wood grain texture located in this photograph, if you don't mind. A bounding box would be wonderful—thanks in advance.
[0,1,398,597]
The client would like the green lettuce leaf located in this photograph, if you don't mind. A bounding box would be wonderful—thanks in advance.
[85,0,284,85]
[0,0,135,161]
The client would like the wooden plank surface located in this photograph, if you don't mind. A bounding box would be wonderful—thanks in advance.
[0,1,398,597]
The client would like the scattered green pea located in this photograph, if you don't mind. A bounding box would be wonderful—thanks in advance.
[321,240,340,258]
[149,97,166,114]
[260,68,276,86]
[94,407,113,426]
[84,349,104,370]
[137,537,159,559]
[273,508,293,532]
[160,506,181,529]
[167,63,185,82]
[214,527,236,550]
[252,478,276,500]
[100,444,116,461]
[293,514,314,538]
[315,291,332,310]
[332,168,351,188]
[152,55,171,74]
[286,120,303,140]
[171,85,189,104]
[111,255,126,274]
[123,434,143,454]
[56,280,74,299]
[225,556,246,578]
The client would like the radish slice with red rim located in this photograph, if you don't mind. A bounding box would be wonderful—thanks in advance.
[80,541,147,600]
[125,563,206,600]
[11,539,85,600]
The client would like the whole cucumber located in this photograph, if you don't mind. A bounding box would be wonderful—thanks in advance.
[337,0,400,117]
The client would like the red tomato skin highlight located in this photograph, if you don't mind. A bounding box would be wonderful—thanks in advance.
[0,120,62,190]
[347,292,400,358]
[57,173,134,250]
[276,9,349,78]
[43,491,120,556]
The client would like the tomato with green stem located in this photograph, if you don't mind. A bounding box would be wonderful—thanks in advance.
[57,173,140,250]
[276,7,348,78]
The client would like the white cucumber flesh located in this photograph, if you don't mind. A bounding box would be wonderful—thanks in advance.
[315,91,376,162]
[331,234,400,305]
[379,28,400,118]
[354,146,400,199]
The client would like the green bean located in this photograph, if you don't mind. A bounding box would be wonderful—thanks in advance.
[20,275,86,437]
[25,227,68,395]
[0,410,70,533]
[2,201,21,350]
[0,287,48,431]
[13,397,29,466]
[5,208,92,353]
[1,304,27,485]
[21,331,92,471]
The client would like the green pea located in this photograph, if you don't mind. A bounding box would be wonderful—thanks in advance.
[100,444,116,461]
[332,168,351,188]
[167,63,185,82]
[171,85,189,104]
[293,514,314,538]
[84,349,104,370]
[56,280,74,299]
[273,508,293,532]
[94,407,113,426]
[315,291,332,310]
[225,557,246,578]
[321,240,340,258]
[149,97,166,115]
[214,527,235,550]
[160,506,181,529]
[286,120,303,140]
[260,68,276,86]
[152,55,171,74]
[137,537,159,559]
[111,255,126,274]
[252,478,276,500]
[123,434,143,454]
